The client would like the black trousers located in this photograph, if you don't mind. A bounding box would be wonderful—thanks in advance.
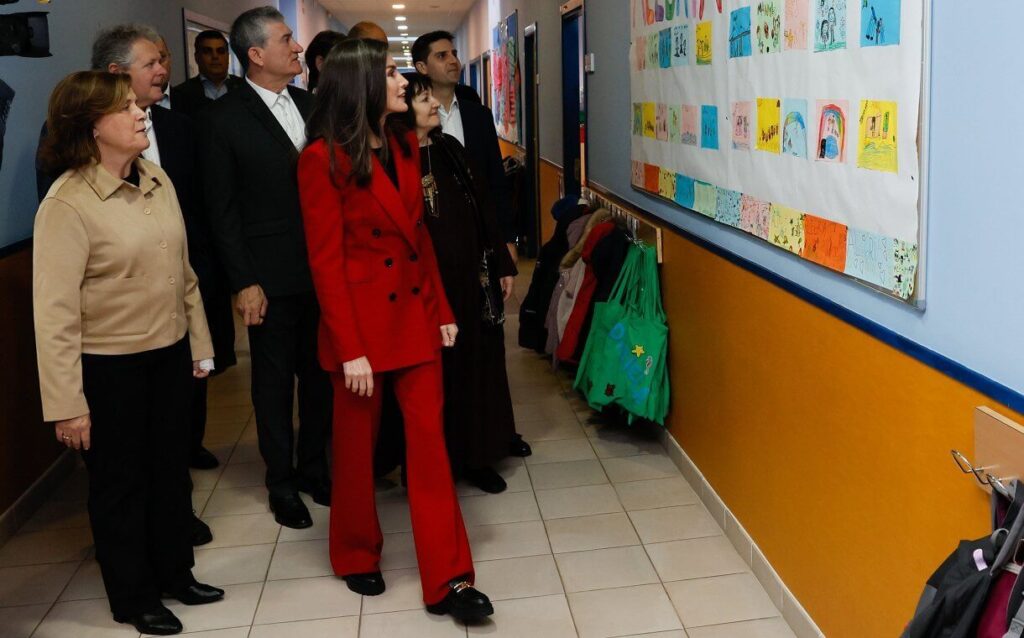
[81,338,195,617]
[247,292,332,497]
[190,377,208,457]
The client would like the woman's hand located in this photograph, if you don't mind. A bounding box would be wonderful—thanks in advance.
[440,323,459,347]
[56,414,92,451]
[342,356,374,397]
[500,276,515,301]
[193,361,211,379]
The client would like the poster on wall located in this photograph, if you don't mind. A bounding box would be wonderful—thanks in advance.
[491,11,520,144]
[629,0,923,303]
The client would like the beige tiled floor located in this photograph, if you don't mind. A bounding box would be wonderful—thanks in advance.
[0,272,797,637]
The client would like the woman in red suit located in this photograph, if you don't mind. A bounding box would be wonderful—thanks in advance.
[297,38,493,622]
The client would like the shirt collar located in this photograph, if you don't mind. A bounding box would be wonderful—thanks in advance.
[82,159,161,201]
[439,93,460,116]
[246,76,290,110]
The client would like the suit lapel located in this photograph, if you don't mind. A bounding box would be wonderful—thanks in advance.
[368,137,417,248]
[239,82,298,156]
[287,85,312,121]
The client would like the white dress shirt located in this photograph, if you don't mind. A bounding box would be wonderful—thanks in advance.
[246,77,306,150]
[141,107,162,166]
[438,94,465,146]
[156,86,171,110]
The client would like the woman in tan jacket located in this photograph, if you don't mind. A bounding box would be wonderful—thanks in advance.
[33,71,222,636]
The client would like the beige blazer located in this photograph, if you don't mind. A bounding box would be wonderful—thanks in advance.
[33,159,213,421]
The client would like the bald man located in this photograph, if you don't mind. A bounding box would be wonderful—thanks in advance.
[348,21,387,43]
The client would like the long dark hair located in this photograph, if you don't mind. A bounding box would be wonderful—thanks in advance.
[393,72,434,135]
[305,38,408,186]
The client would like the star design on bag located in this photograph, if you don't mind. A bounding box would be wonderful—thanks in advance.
[631,344,645,358]
[604,383,616,397]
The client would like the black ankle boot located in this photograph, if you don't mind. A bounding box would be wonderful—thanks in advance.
[343,571,386,596]
[426,578,494,622]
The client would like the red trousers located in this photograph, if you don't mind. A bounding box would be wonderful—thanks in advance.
[328,357,474,604]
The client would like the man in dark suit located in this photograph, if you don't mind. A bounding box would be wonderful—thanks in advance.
[172,30,245,119]
[198,6,331,529]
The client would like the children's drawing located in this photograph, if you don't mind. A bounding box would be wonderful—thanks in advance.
[701,105,719,150]
[814,0,846,52]
[696,21,712,65]
[643,102,657,139]
[664,0,679,22]
[857,100,897,173]
[815,100,848,162]
[675,174,696,208]
[729,7,752,58]
[647,33,660,68]
[634,37,646,71]
[659,28,672,68]
[892,239,917,299]
[633,103,643,136]
[756,98,781,154]
[781,98,808,158]
[694,181,718,217]
[784,0,808,49]
[668,105,681,143]
[769,204,805,254]
[659,168,677,199]
[754,0,782,54]
[861,0,900,47]
[654,0,665,22]
[801,214,848,271]
[740,195,771,239]
[632,160,645,187]
[731,101,752,150]
[716,188,742,227]
[672,24,691,66]
[656,103,669,141]
[844,228,894,290]
[644,163,660,192]
[681,105,699,145]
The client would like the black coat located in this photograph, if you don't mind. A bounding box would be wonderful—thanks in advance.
[171,75,245,120]
[457,98,516,244]
[197,81,314,297]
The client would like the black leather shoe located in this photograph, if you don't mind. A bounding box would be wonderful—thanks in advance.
[114,605,182,635]
[191,513,212,546]
[298,477,332,507]
[465,467,507,494]
[269,492,313,529]
[342,571,386,596]
[165,581,225,605]
[508,434,532,457]
[189,447,220,470]
[426,579,494,622]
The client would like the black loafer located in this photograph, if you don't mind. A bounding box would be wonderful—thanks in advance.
[508,434,532,457]
[426,579,494,622]
[269,492,313,529]
[189,447,220,470]
[114,604,182,635]
[343,571,386,596]
[298,477,332,507]
[165,581,225,605]
[191,513,212,546]
[465,467,507,494]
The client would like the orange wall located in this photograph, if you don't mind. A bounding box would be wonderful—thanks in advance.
[538,160,561,245]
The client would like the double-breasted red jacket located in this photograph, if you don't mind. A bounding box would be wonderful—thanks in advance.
[297,131,454,373]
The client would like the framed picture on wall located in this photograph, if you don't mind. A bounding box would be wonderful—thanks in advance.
[181,9,243,80]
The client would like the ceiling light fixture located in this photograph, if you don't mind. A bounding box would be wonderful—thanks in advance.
[392,4,405,8]
[397,25,408,30]
[395,16,406,21]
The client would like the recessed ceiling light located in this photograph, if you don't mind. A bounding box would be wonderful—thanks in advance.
[392,4,405,8]
[397,25,408,30]
[395,16,406,21]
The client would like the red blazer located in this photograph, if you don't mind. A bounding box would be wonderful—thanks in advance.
[298,131,455,373]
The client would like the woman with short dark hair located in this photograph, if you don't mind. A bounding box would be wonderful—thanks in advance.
[298,39,493,622]
[34,71,223,636]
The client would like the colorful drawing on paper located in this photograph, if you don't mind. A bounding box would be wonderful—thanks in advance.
[491,12,520,143]
[681,105,699,145]
[844,228,894,290]
[631,160,645,187]
[861,0,900,47]
[647,33,660,67]
[634,37,647,70]
[656,103,669,141]
[731,101,752,150]
[781,98,808,158]
[729,7,752,58]
[815,100,848,162]
[653,0,664,22]
[716,188,742,227]
[701,105,719,150]
[659,168,676,199]
[756,98,781,154]
[675,174,696,208]
[658,28,672,67]
[801,214,848,271]
[668,105,681,143]
[857,100,897,173]
[643,102,657,139]
[697,0,723,19]
[672,24,691,66]
[784,0,808,49]
[740,195,771,239]
[664,0,680,21]
[814,0,846,52]
[754,0,782,54]
[696,21,712,65]
[644,163,660,192]
[769,204,805,254]
[892,239,917,298]
[694,181,718,217]
[632,103,643,136]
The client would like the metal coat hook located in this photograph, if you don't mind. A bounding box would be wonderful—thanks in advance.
[952,449,1014,498]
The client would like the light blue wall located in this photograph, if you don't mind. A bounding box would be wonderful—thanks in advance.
[585,0,1024,393]
[0,0,274,250]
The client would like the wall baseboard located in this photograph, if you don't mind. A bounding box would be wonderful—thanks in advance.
[0,450,77,548]
[659,429,826,638]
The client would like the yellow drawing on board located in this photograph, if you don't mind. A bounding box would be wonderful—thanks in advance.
[768,204,805,254]
[643,102,657,139]
[696,21,712,65]
[658,168,676,200]
[756,98,781,154]
[857,100,898,173]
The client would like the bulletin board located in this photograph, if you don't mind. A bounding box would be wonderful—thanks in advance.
[629,0,926,303]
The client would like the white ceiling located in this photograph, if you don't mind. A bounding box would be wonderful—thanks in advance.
[318,0,476,61]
